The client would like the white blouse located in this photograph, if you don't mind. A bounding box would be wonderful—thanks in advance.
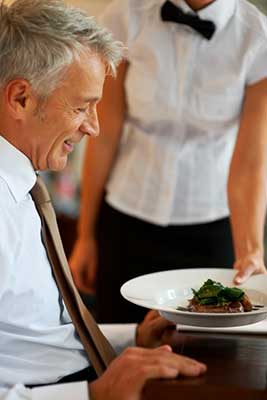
[99,0,267,225]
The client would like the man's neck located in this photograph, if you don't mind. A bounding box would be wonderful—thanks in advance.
[185,0,216,11]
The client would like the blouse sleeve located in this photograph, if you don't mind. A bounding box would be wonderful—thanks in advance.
[246,40,267,86]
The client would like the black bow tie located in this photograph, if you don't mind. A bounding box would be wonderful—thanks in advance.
[161,1,216,40]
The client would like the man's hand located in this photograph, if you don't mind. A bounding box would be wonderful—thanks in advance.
[233,252,267,284]
[69,237,98,293]
[136,310,176,348]
[89,345,206,400]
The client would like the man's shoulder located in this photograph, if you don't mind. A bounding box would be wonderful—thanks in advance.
[0,176,16,209]
[0,176,20,264]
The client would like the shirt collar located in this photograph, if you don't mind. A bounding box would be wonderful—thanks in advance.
[171,0,237,33]
[0,136,37,203]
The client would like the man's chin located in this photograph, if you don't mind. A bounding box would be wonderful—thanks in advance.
[48,156,68,171]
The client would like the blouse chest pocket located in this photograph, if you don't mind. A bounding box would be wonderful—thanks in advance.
[190,86,245,125]
[126,25,160,105]
[125,52,158,123]
[125,64,156,103]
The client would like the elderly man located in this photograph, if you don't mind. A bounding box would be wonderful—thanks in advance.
[0,0,206,399]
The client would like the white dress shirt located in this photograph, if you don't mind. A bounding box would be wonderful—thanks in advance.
[0,136,136,399]
[100,0,267,226]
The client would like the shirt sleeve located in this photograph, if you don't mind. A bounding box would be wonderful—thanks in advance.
[0,382,89,400]
[32,382,88,400]
[0,207,18,299]
[99,324,137,354]
[0,324,137,398]
[246,40,267,85]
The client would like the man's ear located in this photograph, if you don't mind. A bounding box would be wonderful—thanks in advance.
[5,79,36,120]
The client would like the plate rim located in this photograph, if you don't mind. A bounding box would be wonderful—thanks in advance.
[120,268,267,319]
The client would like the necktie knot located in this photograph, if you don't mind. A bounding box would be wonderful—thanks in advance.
[161,1,216,40]
[31,175,51,206]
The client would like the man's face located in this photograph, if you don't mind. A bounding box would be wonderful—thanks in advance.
[27,52,106,171]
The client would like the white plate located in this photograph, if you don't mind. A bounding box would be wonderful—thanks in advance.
[120,268,267,327]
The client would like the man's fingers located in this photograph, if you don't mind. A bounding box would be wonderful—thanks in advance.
[143,310,175,331]
[149,315,176,336]
[137,350,207,381]
[143,310,161,322]
[136,311,176,347]
[138,346,207,375]
[101,346,207,399]
[155,344,173,353]
[175,355,207,376]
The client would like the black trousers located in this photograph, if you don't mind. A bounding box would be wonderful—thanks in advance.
[26,366,97,388]
[96,201,235,324]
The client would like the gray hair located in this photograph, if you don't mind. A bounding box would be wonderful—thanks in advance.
[0,0,123,98]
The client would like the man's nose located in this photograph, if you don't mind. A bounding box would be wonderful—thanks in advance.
[80,108,99,138]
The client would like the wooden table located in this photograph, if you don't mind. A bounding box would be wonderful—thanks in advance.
[142,328,267,400]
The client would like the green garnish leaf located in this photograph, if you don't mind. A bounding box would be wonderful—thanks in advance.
[198,297,218,305]
[197,280,224,299]
[192,279,245,306]
[219,287,244,301]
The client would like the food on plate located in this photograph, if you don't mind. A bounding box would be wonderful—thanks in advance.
[186,279,253,313]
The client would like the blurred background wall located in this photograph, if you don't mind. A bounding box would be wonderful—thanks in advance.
[249,0,266,12]
[65,0,107,14]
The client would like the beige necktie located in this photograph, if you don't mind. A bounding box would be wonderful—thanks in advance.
[30,175,116,377]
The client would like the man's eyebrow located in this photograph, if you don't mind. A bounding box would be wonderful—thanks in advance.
[82,96,101,103]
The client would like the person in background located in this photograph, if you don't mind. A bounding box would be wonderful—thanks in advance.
[70,0,267,323]
[0,1,207,398]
